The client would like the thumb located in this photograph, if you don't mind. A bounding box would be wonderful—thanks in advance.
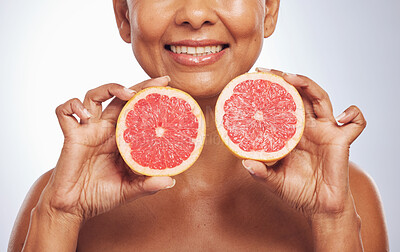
[336,105,367,144]
[242,160,283,192]
[122,176,176,202]
[141,176,176,192]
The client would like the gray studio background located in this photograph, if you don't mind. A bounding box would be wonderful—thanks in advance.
[1,0,399,250]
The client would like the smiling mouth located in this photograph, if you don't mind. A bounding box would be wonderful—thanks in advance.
[164,44,229,57]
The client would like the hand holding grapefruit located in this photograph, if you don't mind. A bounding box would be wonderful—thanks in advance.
[41,77,176,221]
[215,71,305,165]
[239,69,367,218]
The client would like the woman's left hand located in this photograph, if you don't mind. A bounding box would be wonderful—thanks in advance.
[242,68,367,220]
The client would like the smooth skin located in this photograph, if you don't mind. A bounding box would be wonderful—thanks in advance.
[9,0,388,251]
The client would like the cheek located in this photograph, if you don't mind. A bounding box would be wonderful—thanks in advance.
[130,2,171,44]
[129,2,174,76]
[220,0,265,39]
[219,0,265,68]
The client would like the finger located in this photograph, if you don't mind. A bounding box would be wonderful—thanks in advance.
[283,73,335,121]
[122,176,176,202]
[82,83,137,122]
[297,88,317,120]
[55,98,92,134]
[256,67,285,77]
[141,177,176,192]
[255,67,271,72]
[256,67,308,88]
[130,75,171,93]
[242,160,282,192]
[336,105,367,144]
[102,76,170,122]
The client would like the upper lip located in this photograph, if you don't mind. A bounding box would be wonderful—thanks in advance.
[166,39,229,47]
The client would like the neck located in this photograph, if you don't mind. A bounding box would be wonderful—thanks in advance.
[176,95,242,191]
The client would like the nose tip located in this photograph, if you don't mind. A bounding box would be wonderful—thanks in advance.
[175,2,218,29]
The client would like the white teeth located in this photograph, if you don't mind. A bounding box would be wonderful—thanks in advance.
[196,47,205,54]
[187,47,196,54]
[181,46,187,54]
[169,45,225,55]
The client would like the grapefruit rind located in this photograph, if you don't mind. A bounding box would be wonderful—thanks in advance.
[215,72,305,162]
[116,86,206,176]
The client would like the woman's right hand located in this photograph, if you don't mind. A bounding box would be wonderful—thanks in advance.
[38,76,175,222]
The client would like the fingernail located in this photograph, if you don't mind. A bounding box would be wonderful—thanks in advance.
[124,87,137,94]
[255,67,271,72]
[82,108,92,118]
[265,161,277,166]
[283,72,297,77]
[164,179,176,189]
[283,72,307,86]
[242,160,255,175]
[336,111,346,122]
[156,75,171,82]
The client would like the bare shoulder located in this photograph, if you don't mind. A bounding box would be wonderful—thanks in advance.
[349,162,389,252]
[8,169,54,252]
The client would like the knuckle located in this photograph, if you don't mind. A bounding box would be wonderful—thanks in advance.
[349,105,367,128]
[69,98,81,109]
[312,96,323,105]
[85,88,96,99]
[55,98,78,114]
[322,90,330,100]
[297,74,314,84]
[102,83,123,92]
[70,97,81,104]
[349,105,359,110]
[110,83,125,95]
[55,104,63,115]
[313,92,329,105]
[84,83,123,100]
[360,115,367,128]
[298,74,310,81]
[362,119,367,128]
[110,83,123,88]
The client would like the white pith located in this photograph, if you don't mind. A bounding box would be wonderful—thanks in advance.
[170,45,223,56]
[215,72,305,162]
[155,127,165,138]
[116,87,206,177]
[253,111,264,121]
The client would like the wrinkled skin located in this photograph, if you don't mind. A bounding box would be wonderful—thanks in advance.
[8,0,388,251]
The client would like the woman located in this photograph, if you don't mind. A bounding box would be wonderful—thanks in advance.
[9,0,388,251]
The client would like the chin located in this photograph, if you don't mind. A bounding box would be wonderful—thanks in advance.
[167,70,243,99]
[169,79,226,99]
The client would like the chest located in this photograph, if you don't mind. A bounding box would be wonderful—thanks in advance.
[76,191,313,251]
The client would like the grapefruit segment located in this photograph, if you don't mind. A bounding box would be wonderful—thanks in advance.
[215,72,305,162]
[116,87,206,176]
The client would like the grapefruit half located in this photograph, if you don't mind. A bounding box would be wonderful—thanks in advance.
[215,72,305,163]
[116,87,206,176]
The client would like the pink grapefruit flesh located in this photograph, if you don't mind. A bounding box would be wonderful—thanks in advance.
[215,72,305,163]
[116,87,206,176]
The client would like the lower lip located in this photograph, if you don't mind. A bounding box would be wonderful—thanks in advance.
[167,49,226,66]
